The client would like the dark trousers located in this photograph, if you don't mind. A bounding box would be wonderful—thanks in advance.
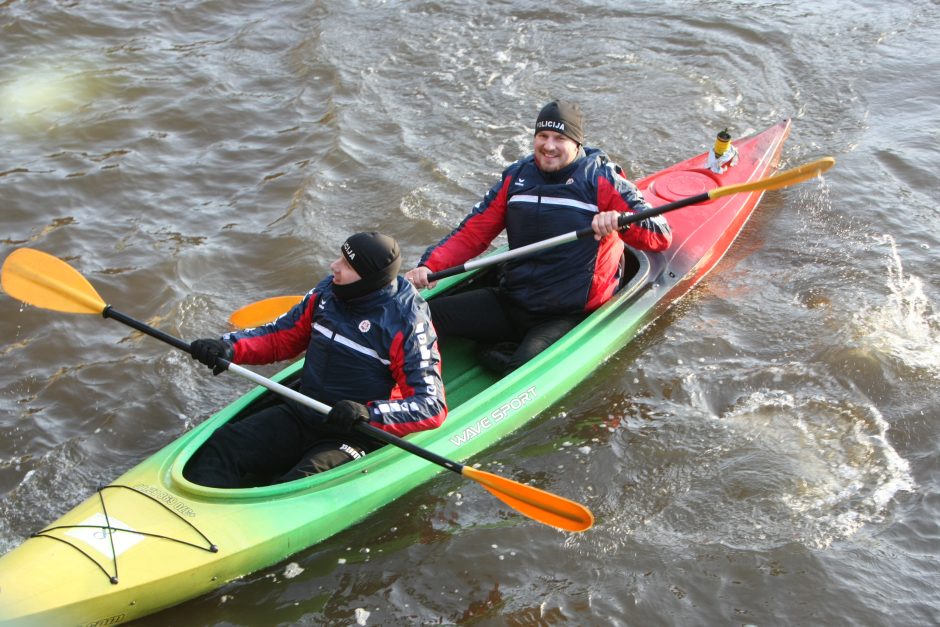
[429,287,586,375]
[185,400,373,488]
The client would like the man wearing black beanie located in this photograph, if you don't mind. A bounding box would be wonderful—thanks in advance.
[406,100,672,375]
[534,100,585,145]
[334,231,403,300]
[186,232,446,488]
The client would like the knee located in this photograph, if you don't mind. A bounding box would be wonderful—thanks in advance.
[278,441,367,482]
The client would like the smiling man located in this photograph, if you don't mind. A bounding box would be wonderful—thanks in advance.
[405,100,672,375]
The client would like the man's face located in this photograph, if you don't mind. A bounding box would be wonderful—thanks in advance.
[330,255,362,285]
[533,130,579,173]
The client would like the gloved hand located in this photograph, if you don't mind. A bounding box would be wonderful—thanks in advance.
[190,338,234,375]
[326,400,369,432]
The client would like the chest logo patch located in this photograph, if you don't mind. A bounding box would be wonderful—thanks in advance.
[359,320,371,333]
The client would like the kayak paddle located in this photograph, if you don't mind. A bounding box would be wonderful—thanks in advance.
[230,294,306,328]
[425,155,836,282]
[228,156,836,327]
[1,247,594,532]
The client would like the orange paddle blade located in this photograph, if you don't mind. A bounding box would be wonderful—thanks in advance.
[229,295,303,328]
[1,248,107,314]
[710,156,835,199]
[462,466,594,532]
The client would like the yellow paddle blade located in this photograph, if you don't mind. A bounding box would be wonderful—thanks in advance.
[710,156,836,199]
[462,465,594,532]
[229,295,304,328]
[1,248,106,314]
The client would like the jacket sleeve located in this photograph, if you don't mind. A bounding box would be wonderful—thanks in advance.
[597,163,672,252]
[365,305,447,437]
[222,290,318,365]
[418,172,514,272]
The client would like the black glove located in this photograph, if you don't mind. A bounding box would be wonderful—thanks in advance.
[326,400,369,432]
[190,338,234,375]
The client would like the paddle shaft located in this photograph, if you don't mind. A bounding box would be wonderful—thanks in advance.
[426,192,706,282]
[226,362,464,473]
[203,356,586,525]
[105,306,463,473]
[103,307,191,353]
[425,156,835,282]
[230,195,708,319]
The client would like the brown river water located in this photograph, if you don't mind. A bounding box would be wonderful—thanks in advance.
[1,2,939,625]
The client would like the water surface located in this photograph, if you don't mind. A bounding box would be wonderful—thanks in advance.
[2,1,938,625]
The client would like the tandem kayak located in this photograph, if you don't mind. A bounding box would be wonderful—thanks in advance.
[0,119,792,626]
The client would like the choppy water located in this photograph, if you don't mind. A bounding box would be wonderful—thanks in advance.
[2,1,939,625]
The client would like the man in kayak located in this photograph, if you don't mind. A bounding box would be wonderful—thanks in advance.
[404,100,672,375]
[185,232,447,488]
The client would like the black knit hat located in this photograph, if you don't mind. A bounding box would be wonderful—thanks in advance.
[534,100,584,144]
[335,231,402,299]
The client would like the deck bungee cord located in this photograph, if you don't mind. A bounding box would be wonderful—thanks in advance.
[31,484,218,585]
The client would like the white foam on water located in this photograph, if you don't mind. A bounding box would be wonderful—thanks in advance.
[283,562,304,579]
[355,607,371,625]
[584,375,917,554]
[0,439,105,554]
[852,234,940,377]
[715,387,914,549]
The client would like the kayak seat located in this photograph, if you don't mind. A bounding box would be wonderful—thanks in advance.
[617,249,651,296]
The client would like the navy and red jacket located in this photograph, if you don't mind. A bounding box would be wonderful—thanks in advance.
[222,276,446,438]
[419,147,672,314]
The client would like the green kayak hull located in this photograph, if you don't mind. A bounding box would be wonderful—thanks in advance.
[0,119,791,626]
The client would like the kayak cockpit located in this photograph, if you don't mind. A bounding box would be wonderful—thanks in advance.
[172,249,651,493]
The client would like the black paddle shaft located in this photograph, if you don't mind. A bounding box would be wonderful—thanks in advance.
[579,191,710,238]
[105,305,466,476]
[103,306,195,355]
[356,421,464,474]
